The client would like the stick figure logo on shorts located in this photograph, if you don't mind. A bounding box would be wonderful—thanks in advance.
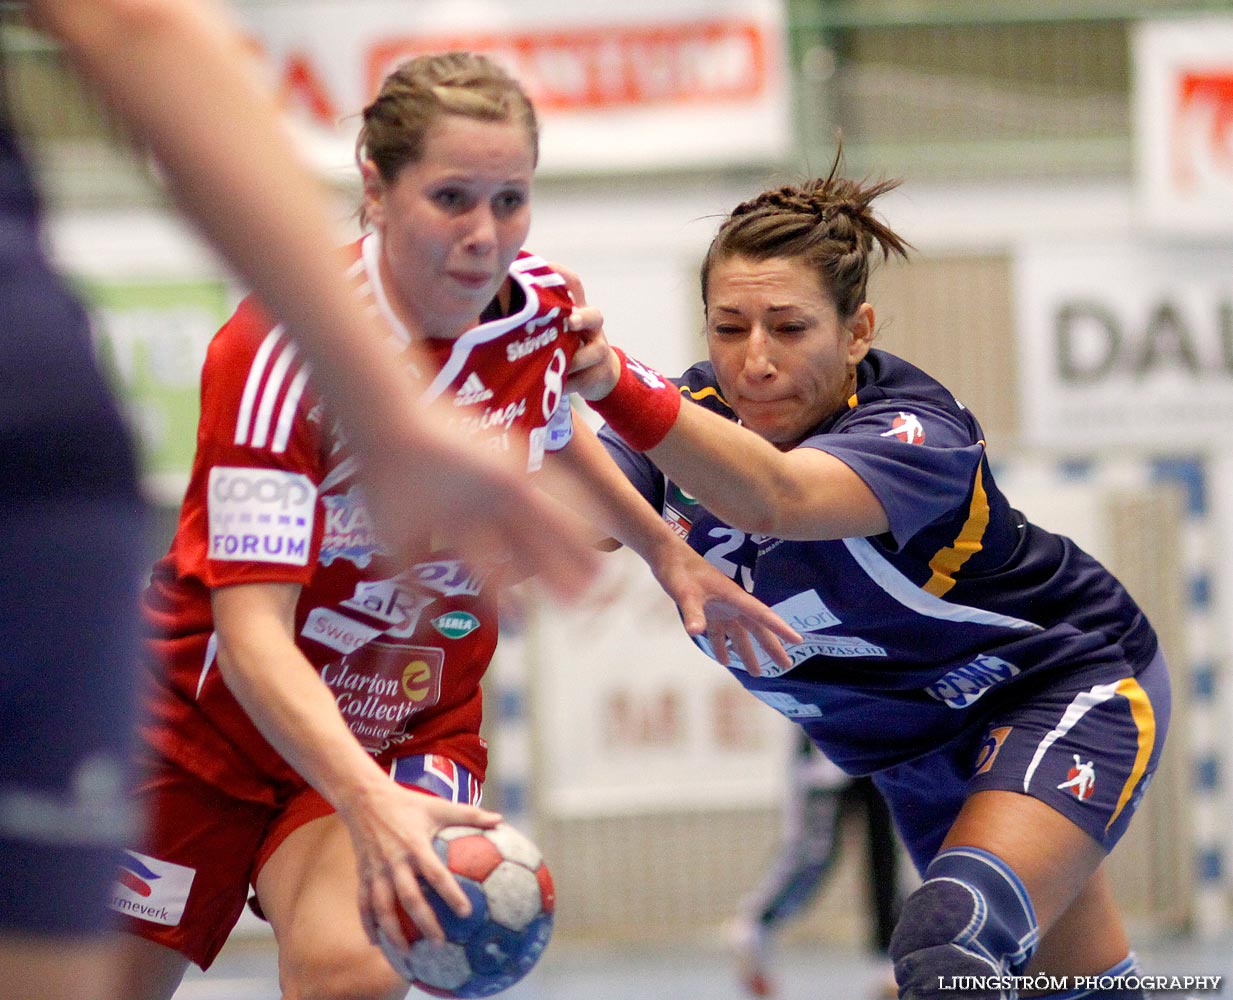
[1057,755,1096,800]
[880,411,925,445]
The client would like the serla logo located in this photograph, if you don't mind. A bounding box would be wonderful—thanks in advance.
[431,612,481,639]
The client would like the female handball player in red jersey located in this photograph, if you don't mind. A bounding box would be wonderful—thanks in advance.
[111,51,797,1000]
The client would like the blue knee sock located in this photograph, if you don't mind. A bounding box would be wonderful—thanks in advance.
[890,846,1038,1000]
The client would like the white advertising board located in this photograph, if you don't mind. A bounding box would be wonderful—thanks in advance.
[1014,241,1233,450]
[531,547,792,817]
[238,0,791,176]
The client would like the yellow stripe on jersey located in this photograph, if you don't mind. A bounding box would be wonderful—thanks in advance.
[1106,676,1157,832]
[923,454,990,597]
[681,385,728,406]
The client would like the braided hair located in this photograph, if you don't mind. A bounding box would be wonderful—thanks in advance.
[355,52,538,225]
[701,153,910,320]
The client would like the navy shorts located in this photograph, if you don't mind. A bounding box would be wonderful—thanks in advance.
[0,236,148,936]
[873,649,1170,874]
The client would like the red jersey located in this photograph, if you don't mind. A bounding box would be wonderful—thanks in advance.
[140,236,578,804]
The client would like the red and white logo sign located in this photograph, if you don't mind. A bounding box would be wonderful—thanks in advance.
[881,411,925,445]
[1057,755,1097,801]
[1135,19,1233,234]
[1172,71,1233,194]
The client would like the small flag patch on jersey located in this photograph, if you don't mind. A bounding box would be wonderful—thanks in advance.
[111,851,195,926]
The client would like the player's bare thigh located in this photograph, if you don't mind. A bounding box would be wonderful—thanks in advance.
[255,813,406,1000]
[940,789,1130,977]
[0,938,121,1000]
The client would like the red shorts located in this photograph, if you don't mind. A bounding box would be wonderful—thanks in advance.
[113,752,481,969]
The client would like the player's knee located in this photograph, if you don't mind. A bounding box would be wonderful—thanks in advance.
[889,847,1038,1000]
[278,940,407,1000]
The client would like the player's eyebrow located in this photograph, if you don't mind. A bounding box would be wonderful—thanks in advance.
[712,303,801,314]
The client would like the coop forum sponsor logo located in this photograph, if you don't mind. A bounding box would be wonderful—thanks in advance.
[207,466,316,566]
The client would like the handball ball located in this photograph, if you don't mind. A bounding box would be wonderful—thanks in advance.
[377,822,555,998]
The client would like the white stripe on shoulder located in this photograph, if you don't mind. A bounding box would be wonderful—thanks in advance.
[234,327,284,446]
[511,254,567,287]
[250,337,301,450]
[319,455,360,493]
[511,253,547,272]
[272,363,312,454]
[842,537,1042,632]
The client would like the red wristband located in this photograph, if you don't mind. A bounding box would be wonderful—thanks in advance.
[590,348,682,452]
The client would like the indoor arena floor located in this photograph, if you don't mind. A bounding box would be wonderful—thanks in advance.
[172,928,1233,1000]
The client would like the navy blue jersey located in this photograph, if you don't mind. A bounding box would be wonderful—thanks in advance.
[600,350,1159,777]
[0,100,147,935]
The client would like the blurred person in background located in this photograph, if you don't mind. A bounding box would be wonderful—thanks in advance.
[111,51,797,1000]
[728,731,902,1000]
[568,158,1170,1000]
[0,5,604,1000]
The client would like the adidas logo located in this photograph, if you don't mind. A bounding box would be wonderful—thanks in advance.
[454,372,494,406]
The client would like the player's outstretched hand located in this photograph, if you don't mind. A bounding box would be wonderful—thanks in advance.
[357,403,600,605]
[347,781,502,952]
[648,541,800,676]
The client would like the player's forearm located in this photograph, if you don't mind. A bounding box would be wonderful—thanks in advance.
[580,345,884,539]
[552,420,683,561]
[211,587,389,816]
[647,402,889,540]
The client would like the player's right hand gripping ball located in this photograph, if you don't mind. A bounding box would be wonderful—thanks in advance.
[377,822,555,998]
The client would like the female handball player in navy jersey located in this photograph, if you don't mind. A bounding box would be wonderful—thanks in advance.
[572,161,1169,1000]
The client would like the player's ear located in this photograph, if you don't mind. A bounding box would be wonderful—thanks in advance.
[847,302,875,364]
[360,160,387,230]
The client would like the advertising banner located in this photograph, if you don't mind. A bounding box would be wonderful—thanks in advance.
[1134,18,1233,235]
[83,279,231,496]
[238,0,791,175]
[1014,241,1233,450]
[531,547,792,816]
